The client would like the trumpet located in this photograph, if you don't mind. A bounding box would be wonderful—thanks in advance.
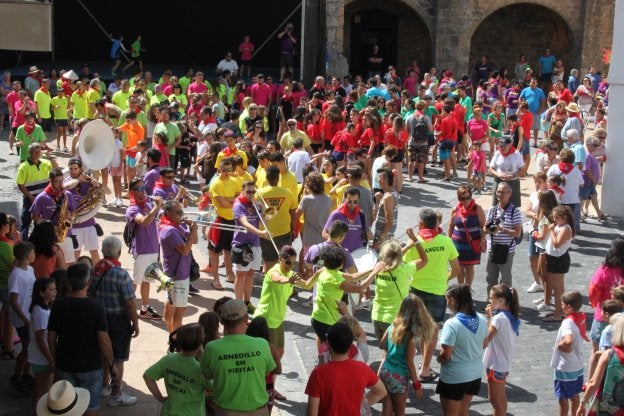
[180,187,203,205]
[186,218,248,233]
[256,194,277,221]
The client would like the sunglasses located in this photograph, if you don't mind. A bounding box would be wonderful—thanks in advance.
[221,168,233,172]
[132,186,146,192]
[245,190,256,195]
[346,200,359,205]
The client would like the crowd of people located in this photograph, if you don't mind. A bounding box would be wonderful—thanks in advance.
[0,41,621,416]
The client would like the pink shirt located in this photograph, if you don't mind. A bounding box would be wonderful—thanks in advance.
[239,41,255,61]
[6,91,19,118]
[251,83,271,106]
[12,100,36,128]
[187,82,207,97]
[590,265,624,322]
[470,150,486,173]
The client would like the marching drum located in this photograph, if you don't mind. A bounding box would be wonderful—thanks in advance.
[349,247,379,314]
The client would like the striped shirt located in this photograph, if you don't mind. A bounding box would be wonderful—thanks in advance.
[16,158,53,196]
[486,203,522,252]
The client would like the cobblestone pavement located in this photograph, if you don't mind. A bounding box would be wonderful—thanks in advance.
[0,128,619,416]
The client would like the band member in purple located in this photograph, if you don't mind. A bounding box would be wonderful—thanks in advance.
[142,148,161,196]
[153,167,187,204]
[126,178,163,320]
[231,180,270,312]
[322,187,369,253]
[159,200,197,333]
[64,157,101,262]
[31,168,77,264]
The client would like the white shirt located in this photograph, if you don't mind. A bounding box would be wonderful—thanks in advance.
[550,318,585,372]
[546,164,583,204]
[489,150,524,175]
[483,312,517,372]
[28,305,51,365]
[216,59,239,74]
[288,150,312,183]
[8,266,35,328]
[545,224,572,257]
[110,139,123,168]
[199,120,218,135]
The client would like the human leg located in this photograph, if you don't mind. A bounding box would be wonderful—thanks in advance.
[32,365,54,413]
[498,251,515,288]
[485,258,500,296]
[487,373,507,416]
[550,272,565,320]
[463,265,475,287]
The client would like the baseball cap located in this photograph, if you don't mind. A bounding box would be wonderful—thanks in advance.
[220,300,247,321]
[500,135,513,145]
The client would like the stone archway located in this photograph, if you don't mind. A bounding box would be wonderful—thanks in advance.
[344,0,432,77]
[470,3,575,79]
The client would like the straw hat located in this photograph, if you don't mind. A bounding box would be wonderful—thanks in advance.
[565,103,581,113]
[37,380,90,416]
[62,70,79,81]
[28,65,39,74]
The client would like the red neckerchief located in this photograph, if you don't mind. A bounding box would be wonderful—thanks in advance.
[614,345,624,365]
[39,86,48,94]
[158,215,177,230]
[222,147,234,157]
[198,195,211,211]
[154,179,166,190]
[24,122,35,135]
[457,199,476,218]
[500,145,517,157]
[0,235,13,245]
[418,227,440,242]
[337,201,360,222]
[129,194,146,209]
[92,257,121,279]
[44,184,64,198]
[565,312,590,342]
[558,162,574,174]
[549,184,565,196]
[235,194,253,206]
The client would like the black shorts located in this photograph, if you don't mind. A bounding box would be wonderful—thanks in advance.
[132,55,142,63]
[436,378,482,401]
[208,217,235,253]
[56,119,68,127]
[390,149,405,163]
[260,232,292,262]
[107,314,132,362]
[16,326,30,342]
[547,251,570,274]
[540,73,553,82]
[280,53,294,68]
[310,143,323,154]
[40,118,52,132]
[241,59,251,65]
[311,318,332,343]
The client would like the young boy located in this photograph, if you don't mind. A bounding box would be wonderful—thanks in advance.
[50,89,70,152]
[8,241,36,396]
[107,133,124,208]
[467,141,486,193]
[550,291,588,416]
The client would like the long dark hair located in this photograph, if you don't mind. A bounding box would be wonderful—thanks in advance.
[490,284,520,319]
[28,220,57,258]
[246,316,270,342]
[604,236,624,269]
[446,284,476,316]
[30,277,55,314]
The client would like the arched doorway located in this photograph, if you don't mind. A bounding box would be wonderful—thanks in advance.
[470,3,575,80]
[344,0,432,78]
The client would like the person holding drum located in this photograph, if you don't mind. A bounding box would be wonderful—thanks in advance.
[371,239,428,341]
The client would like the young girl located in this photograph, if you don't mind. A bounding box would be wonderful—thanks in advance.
[134,141,148,178]
[467,141,486,193]
[153,132,170,168]
[246,316,282,414]
[198,311,220,347]
[379,294,435,416]
[532,190,559,310]
[144,323,208,415]
[108,132,124,208]
[547,174,566,202]
[526,173,549,293]
[28,277,56,413]
[384,116,408,194]
[483,284,520,416]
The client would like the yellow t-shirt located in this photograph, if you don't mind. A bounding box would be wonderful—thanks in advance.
[209,176,238,220]
[50,96,69,120]
[257,186,297,237]
[112,90,132,111]
[215,149,248,169]
[70,92,88,120]
[231,171,254,191]
[279,130,311,151]
[85,88,100,119]
[279,171,299,201]
[255,166,267,189]
[34,89,52,118]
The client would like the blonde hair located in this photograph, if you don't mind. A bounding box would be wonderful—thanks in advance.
[391,294,436,346]
[378,239,403,270]
[611,314,624,347]
[338,315,362,341]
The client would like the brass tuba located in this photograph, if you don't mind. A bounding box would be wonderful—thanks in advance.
[78,119,115,171]
[55,196,72,243]
[74,186,105,224]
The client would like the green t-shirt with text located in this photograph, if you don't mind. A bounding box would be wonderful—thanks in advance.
[403,234,458,296]
[312,268,345,325]
[372,262,415,324]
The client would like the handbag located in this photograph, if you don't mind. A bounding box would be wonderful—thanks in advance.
[189,253,200,282]
[460,216,483,255]
[231,243,254,267]
[489,242,510,264]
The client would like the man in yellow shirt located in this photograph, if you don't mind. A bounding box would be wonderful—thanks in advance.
[279,118,313,154]
[85,78,101,119]
[33,79,52,132]
[208,159,238,289]
[215,130,248,169]
[112,79,132,111]
[268,152,298,199]
[257,166,297,270]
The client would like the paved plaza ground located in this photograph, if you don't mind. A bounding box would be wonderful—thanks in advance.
[0,127,620,416]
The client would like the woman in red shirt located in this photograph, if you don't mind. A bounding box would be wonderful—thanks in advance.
[321,105,346,151]
[384,115,408,193]
[305,109,323,153]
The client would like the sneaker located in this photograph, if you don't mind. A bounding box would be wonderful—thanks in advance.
[302,299,313,307]
[108,392,138,407]
[101,384,112,397]
[532,297,545,305]
[246,302,256,315]
[527,282,544,293]
[189,284,200,294]
[9,376,30,396]
[63,146,69,153]
[115,198,123,208]
[139,306,162,320]
[536,302,555,312]
[355,299,373,311]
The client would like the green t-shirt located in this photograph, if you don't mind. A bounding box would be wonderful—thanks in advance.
[312,268,345,325]
[119,110,148,130]
[85,88,100,119]
[154,122,181,156]
[16,125,47,162]
[168,94,188,114]
[460,96,474,121]
[144,353,206,416]
[178,76,192,92]
[372,262,415,324]
[50,96,69,120]
[487,112,505,138]
[423,106,439,137]
[354,95,369,111]
[201,335,275,411]
[150,93,168,106]
[34,89,52,119]
[70,92,88,119]
[0,241,15,289]
[403,234,458,296]
[131,39,141,58]
[112,90,132,111]
[254,264,293,328]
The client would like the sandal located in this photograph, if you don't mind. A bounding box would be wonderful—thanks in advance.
[543,315,563,322]
[274,391,287,400]
[418,370,439,383]
[211,281,224,291]
[598,214,609,222]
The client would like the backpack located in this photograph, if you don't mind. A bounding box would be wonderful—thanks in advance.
[411,115,429,142]
[123,222,135,251]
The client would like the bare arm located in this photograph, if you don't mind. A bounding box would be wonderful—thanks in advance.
[143,375,167,403]
[125,299,139,338]
[448,258,460,281]
[306,396,320,416]
[437,344,454,364]
[134,198,162,225]
[365,380,387,406]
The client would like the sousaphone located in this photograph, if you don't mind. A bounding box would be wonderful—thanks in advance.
[78,119,115,171]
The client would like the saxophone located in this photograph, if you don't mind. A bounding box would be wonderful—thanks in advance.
[55,195,72,243]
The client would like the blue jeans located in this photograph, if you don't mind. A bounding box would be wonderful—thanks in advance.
[563,203,581,234]
[57,369,103,411]
[20,196,32,241]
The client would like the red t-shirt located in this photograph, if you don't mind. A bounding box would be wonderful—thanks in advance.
[322,119,346,143]
[187,82,207,96]
[384,129,408,150]
[438,115,457,141]
[359,127,376,148]
[557,88,573,105]
[305,359,379,416]
[520,111,533,139]
[453,107,466,134]
[306,123,322,144]
[251,83,271,106]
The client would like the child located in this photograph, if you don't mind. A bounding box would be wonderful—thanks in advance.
[198,311,220,347]
[134,140,148,178]
[153,132,170,168]
[379,294,435,416]
[6,214,21,243]
[8,241,36,396]
[467,141,486,193]
[483,284,521,416]
[144,323,208,415]
[50,89,69,152]
[246,317,282,414]
[238,35,255,78]
[547,174,566,202]
[550,291,588,416]
[532,190,559,310]
[176,122,192,183]
[586,305,623,380]
[28,277,56,412]
[107,133,124,208]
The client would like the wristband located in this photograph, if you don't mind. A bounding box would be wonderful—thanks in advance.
[412,380,422,390]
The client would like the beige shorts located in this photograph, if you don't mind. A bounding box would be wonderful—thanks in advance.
[132,252,159,285]
[167,278,189,308]
[59,237,76,263]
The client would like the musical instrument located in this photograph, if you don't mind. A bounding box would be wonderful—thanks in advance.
[349,247,379,314]
[74,186,105,223]
[183,189,203,204]
[256,194,277,221]
[55,195,72,243]
[78,119,115,171]
[144,262,174,293]
[184,206,248,233]
[252,201,279,255]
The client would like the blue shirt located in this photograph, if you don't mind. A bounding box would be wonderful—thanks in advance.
[88,263,135,315]
[519,86,545,114]
[440,313,487,384]
[569,142,587,167]
[381,324,409,376]
[539,54,556,73]
[366,87,391,101]
[568,76,579,94]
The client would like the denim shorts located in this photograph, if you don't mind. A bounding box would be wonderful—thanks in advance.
[528,234,543,256]
[590,318,608,344]
[57,369,103,411]
[107,314,132,362]
[410,287,446,322]
[579,183,597,200]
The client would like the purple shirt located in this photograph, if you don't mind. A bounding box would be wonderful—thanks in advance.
[126,203,159,255]
[505,89,520,110]
[67,181,96,229]
[232,201,260,247]
[153,183,181,202]
[31,191,77,236]
[143,167,160,195]
[304,241,355,272]
[159,225,190,280]
[323,210,365,253]
[583,152,601,186]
